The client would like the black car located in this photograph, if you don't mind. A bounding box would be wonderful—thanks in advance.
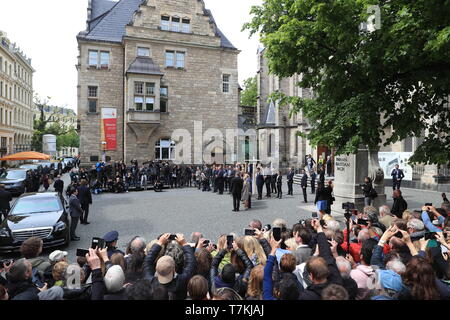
[0,169,31,196]
[0,192,70,253]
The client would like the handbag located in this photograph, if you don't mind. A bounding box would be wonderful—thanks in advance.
[369,188,378,199]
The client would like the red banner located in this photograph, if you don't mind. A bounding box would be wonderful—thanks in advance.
[101,108,117,151]
[103,118,117,150]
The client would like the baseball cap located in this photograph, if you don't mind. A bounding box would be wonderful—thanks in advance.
[156,256,175,284]
[49,250,68,263]
[377,269,403,292]
[104,265,125,293]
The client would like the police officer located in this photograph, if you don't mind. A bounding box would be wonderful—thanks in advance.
[103,231,125,259]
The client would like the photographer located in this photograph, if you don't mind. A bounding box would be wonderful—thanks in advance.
[142,233,196,300]
[361,177,377,206]
[210,239,254,298]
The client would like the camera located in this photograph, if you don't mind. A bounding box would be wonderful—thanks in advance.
[244,228,256,236]
[203,239,210,247]
[343,202,355,220]
[168,234,177,241]
[342,202,355,210]
[0,259,13,266]
[262,224,271,232]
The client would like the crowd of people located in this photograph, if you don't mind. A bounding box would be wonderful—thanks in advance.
[0,194,448,300]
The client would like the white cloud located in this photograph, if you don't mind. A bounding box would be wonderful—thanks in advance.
[0,0,262,112]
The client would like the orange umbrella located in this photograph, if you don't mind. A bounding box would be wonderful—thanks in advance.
[0,151,51,161]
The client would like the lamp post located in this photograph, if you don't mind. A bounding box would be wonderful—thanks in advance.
[101,141,107,162]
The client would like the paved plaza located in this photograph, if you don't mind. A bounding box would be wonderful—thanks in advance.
[60,180,444,258]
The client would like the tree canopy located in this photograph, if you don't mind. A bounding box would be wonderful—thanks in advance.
[240,76,258,107]
[32,97,79,152]
[244,0,450,164]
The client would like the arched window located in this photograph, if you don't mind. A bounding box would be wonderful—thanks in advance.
[155,139,175,160]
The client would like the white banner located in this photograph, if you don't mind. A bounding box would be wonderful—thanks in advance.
[378,152,413,181]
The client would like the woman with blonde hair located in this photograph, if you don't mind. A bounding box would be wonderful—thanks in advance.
[243,236,267,266]
[402,210,413,221]
[242,173,251,210]
[245,265,264,300]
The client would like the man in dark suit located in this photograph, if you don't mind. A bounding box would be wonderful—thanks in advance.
[271,170,278,194]
[69,188,82,241]
[230,172,243,212]
[300,169,308,203]
[0,184,12,221]
[287,167,294,196]
[77,179,93,225]
[391,189,407,219]
[391,164,405,190]
[255,167,264,200]
[310,170,317,194]
[217,165,225,195]
[264,167,271,198]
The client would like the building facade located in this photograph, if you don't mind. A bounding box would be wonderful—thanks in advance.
[257,48,450,189]
[257,48,320,171]
[33,105,77,130]
[0,31,34,158]
[77,0,239,165]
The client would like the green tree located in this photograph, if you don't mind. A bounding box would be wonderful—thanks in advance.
[244,0,450,164]
[32,96,78,152]
[57,130,79,151]
[240,76,258,106]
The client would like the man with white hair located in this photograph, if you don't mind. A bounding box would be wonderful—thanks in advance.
[379,205,394,229]
[386,259,406,275]
[406,218,426,246]
[325,220,340,233]
[272,218,287,229]
[335,256,358,300]
[103,265,126,300]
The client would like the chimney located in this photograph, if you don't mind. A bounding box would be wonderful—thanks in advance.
[86,0,93,30]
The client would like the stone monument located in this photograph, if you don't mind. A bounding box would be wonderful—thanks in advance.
[332,147,386,215]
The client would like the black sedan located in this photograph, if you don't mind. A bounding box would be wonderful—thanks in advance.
[0,193,70,253]
[0,169,30,196]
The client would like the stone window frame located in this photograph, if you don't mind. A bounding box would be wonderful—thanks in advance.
[137,46,151,57]
[160,86,169,113]
[155,138,176,160]
[87,85,99,114]
[159,13,193,34]
[164,48,187,70]
[134,81,156,111]
[171,16,181,32]
[87,48,111,70]
[222,74,231,93]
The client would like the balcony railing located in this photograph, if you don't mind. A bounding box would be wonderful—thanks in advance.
[127,109,161,123]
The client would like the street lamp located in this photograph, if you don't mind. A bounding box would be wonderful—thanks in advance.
[101,141,107,162]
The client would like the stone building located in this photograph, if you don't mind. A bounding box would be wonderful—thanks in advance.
[76,0,239,165]
[256,48,450,190]
[0,31,34,158]
[256,47,320,171]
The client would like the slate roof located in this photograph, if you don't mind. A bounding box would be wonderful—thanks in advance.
[126,57,164,76]
[89,0,118,30]
[78,0,237,50]
[261,100,276,125]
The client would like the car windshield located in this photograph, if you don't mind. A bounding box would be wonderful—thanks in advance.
[11,197,61,215]
[20,165,37,169]
[0,171,26,180]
